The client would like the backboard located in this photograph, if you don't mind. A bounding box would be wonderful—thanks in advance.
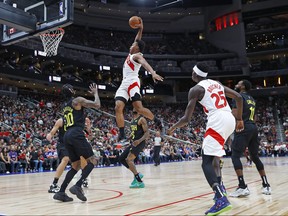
[1,0,73,46]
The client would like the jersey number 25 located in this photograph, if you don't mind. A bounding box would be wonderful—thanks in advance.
[211,91,227,109]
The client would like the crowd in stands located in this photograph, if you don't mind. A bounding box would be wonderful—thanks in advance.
[62,25,227,55]
[246,32,288,53]
[1,20,287,84]
[0,90,287,175]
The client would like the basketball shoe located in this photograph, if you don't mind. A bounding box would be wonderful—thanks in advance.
[262,185,272,195]
[229,185,250,197]
[48,183,60,193]
[205,196,232,215]
[83,179,88,188]
[129,181,145,189]
[69,185,87,201]
[130,173,144,185]
[53,192,73,202]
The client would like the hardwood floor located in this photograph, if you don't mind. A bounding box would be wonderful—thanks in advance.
[0,157,287,215]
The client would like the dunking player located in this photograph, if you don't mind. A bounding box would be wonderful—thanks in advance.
[119,108,149,188]
[115,17,164,142]
[167,62,244,215]
[229,79,271,197]
[53,83,100,202]
[46,117,90,193]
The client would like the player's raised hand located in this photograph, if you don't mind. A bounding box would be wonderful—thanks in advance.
[88,83,98,95]
[134,17,143,29]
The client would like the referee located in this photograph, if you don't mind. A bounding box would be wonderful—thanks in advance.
[153,131,163,166]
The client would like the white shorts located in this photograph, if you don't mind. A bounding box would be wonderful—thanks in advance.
[202,111,235,157]
[115,78,141,102]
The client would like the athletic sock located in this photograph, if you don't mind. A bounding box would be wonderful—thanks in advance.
[261,175,269,187]
[212,184,224,199]
[53,177,59,185]
[238,175,246,188]
[135,173,142,182]
[59,168,78,192]
[76,163,94,187]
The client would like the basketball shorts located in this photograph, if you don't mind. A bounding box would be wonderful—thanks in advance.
[121,141,146,159]
[202,111,235,157]
[115,78,141,102]
[232,123,259,155]
[57,143,69,161]
[63,127,94,163]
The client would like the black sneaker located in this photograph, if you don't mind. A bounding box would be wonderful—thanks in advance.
[53,192,73,202]
[69,185,87,201]
[48,184,60,193]
[83,179,88,188]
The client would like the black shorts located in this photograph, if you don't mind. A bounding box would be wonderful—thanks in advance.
[63,127,94,163]
[231,123,259,156]
[57,143,69,162]
[121,141,146,159]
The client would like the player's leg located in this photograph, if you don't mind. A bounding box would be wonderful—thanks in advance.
[49,147,70,193]
[69,137,97,201]
[202,154,231,215]
[115,84,129,141]
[132,99,163,130]
[249,126,271,195]
[119,145,131,168]
[126,142,145,188]
[230,130,250,197]
[53,132,81,202]
[212,157,226,202]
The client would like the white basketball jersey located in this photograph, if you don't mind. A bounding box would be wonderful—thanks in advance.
[197,79,231,117]
[123,53,142,79]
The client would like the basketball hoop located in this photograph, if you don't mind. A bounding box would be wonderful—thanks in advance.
[39,28,64,57]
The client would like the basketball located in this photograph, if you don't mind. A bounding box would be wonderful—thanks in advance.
[129,16,141,29]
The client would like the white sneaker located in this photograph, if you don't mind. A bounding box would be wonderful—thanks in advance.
[229,186,250,197]
[262,186,272,195]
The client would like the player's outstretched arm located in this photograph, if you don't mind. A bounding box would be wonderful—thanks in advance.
[134,55,164,83]
[74,83,101,109]
[167,86,200,135]
[46,118,63,142]
[134,17,143,41]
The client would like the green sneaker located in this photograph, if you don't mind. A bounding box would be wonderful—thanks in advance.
[129,181,145,188]
[130,173,144,185]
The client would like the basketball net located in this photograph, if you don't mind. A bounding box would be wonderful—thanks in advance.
[39,28,64,57]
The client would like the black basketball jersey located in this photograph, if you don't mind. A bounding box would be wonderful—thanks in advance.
[233,92,256,124]
[62,98,85,131]
[130,115,144,141]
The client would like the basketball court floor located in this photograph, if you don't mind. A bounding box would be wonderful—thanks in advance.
[0,156,287,215]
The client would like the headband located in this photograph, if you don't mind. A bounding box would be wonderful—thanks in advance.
[193,65,208,77]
